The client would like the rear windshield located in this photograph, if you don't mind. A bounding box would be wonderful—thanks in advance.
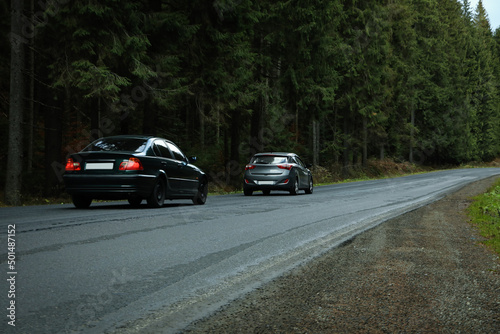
[82,138,148,153]
[251,155,288,164]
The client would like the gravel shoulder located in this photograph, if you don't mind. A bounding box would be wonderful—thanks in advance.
[184,176,500,333]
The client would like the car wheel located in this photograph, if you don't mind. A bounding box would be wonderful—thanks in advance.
[192,178,208,205]
[305,177,313,194]
[72,195,92,209]
[290,177,299,195]
[262,190,271,196]
[128,196,142,207]
[147,178,165,208]
[244,189,253,196]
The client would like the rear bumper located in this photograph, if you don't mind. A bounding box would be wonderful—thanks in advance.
[63,173,156,199]
[243,178,293,192]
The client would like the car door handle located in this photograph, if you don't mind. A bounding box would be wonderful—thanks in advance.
[161,162,168,166]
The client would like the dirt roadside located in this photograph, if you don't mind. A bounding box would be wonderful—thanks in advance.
[184,176,500,333]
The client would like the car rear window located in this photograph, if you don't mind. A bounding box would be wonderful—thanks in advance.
[251,155,288,164]
[82,138,148,153]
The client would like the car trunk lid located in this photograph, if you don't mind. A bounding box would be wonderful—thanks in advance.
[68,152,142,173]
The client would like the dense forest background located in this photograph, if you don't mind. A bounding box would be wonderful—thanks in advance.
[1,0,500,205]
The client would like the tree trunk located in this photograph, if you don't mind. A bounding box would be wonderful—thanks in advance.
[342,116,351,178]
[215,102,220,145]
[44,102,63,196]
[362,116,367,166]
[332,105,338,164]
[90,98,101,140]
[27,0,34,172]
[197,92,205,148]
[229,109,242,186]
[250,94,264,156]
[312,118,319,166]
[409,106,415,163]
[295,102,299,143]
[5,0,26,205]
[250,34,268,156]
[142,100,156,136]
[120,111,130,134]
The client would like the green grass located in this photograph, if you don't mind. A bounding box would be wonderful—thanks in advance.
[467,178,500,256]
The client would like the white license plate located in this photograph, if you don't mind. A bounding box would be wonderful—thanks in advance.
[259,180,274,185]
[85,162,114,170]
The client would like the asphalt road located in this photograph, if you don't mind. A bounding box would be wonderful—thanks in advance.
[1,168,499,334]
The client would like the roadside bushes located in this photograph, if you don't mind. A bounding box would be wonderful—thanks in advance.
[468,178,500,256]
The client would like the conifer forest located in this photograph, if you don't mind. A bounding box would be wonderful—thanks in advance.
[1,0,500,205]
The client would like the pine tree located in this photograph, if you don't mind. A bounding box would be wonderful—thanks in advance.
[386,0,419,162]
[5,0,25,205]
[277,0,343,164]
[471,0,500,160]
[335,0,392,168]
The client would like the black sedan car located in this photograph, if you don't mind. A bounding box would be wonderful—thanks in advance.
[243,152,313,196]
[63,135,208,208]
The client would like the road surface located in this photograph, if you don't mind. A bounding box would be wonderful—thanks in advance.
[1,168,499,333]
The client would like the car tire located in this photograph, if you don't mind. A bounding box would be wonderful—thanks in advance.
[72,195,92,209]
[128,196,142,207]
[192,178,208,205]
[244,189,253,196]
[305,177,313,194]
[290,177,299,195]
[147,178,165,208]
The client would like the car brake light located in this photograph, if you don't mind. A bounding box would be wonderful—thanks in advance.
[277,164,293,170]
[65,158,81,171]
[119,157,144,171]
[245,164,256,170]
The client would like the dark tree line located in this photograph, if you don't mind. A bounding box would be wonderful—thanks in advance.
[1,0,500,204]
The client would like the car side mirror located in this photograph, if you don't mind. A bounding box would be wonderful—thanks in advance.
[189,156,197,163]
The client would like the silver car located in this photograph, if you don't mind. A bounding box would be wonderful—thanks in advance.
[243,152,313,196]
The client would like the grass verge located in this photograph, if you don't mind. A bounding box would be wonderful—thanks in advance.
[467,177,500,256]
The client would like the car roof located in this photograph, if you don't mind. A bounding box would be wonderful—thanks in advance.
[93,135,174,144]
[253,152,297,157]
[96,135,154,140]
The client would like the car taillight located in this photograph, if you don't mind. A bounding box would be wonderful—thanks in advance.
[119,157,144,171]
[65,158,81,171]
[245,164,256,170]
[277,164,293,170]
